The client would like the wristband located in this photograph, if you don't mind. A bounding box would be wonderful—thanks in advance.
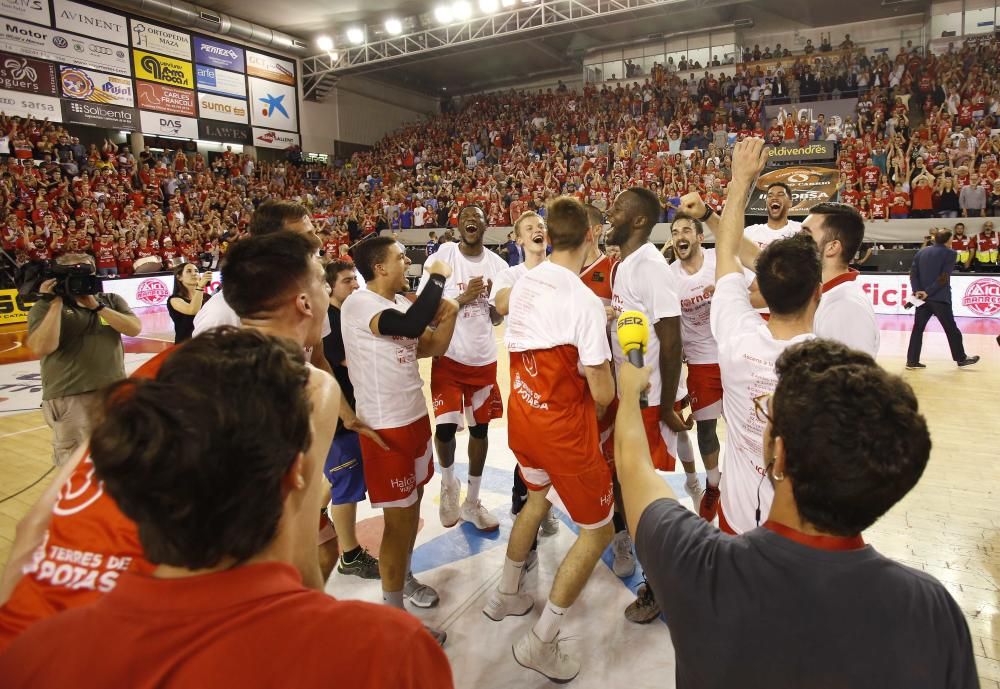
[699,207,714,223]
[428,273,446,289]
[92,303,106,313]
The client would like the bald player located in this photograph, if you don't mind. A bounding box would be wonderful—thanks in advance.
[417,204,508,533]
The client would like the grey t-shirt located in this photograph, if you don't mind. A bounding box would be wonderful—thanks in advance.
[635,499,977,689]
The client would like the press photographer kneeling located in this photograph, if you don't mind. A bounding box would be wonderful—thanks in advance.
[25,254,142,466]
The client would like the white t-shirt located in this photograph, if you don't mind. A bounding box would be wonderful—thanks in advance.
[505,262,610,367]
[742,219,801,249]
[710,272,814,535]
[192,288,332,339]
[668,248,754,365]
[814,273,880,357]
[413,206,426,227]
[488,263,529,307]
[340,289,427,429]
[610,242,684,406]
[416,242,508,367]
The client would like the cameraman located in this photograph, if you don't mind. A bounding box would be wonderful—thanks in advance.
[26,253,142,466]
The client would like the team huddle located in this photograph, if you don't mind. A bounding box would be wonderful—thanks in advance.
[0,138,885,687]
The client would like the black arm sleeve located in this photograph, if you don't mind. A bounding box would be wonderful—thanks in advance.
[377,274,445,339]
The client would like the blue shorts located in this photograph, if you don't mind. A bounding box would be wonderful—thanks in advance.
[324,431,367,505]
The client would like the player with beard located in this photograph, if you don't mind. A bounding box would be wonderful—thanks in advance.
[743,182,802,248]
[418,205,508,532]
[341,237,458,644]
[605,187,693,624]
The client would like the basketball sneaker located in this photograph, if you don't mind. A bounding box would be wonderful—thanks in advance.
[439,476,461,527]
[539,511,560,537]
[483,588,535,621]
[460,499,499,531]
[699,483,721,522]
[624,581,661,624]
[404,572,439,608]
[611,530,636,578]
[512,629,580,683]
[337,548,380,579]
[424,625,447,647]
[684,479,705,513]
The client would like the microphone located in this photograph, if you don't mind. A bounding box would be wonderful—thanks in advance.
[616,310,650,409]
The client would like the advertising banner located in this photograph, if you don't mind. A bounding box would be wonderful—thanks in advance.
[129,19,190,60]
[195,64,245,98]
[858,274,1000,319]
[100,274,218,310]
[246,50,294,85]
[61,98,137,129]
[0,51,57,95]
[765,141,836,162]
[198,117,250,144]
[53,0,126,45]
[252,126,299,149]
[193,36,243,71]
[197,91,246,123]
[248,75,296,131]
[135,80,195,116]
[139,109,197,139]
[0,287,34,324]
[0,0,50,27]
[132,48,193,89]
[0,87,60,120]
[746,165,839,216]
[59,65,134,106]
[0,19,130,76]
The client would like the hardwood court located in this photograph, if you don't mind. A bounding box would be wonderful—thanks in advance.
[0,309,997,687]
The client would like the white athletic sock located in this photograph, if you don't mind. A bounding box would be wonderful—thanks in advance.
[383,590,404,609]
[707,467,721,487]
[533,600,568,643]
[677,431,695,463]
[467,475,482,503]
[685,471,701,489]
[441,464,455,485]
[499,557,524,595]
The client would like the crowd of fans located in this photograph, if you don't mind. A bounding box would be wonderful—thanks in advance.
[2,34,1000,284]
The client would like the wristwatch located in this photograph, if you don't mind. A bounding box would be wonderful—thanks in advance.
[699,207,715,223]
[91,303,106,313]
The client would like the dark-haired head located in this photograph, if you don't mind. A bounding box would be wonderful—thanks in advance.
[221,231,326,327]
[607,187,660,246]
[90,327,313,569]
[249,200,312,237]
[756,234,821,316]
[769,339,930,535]
[802,202,865,266]
[353,235,400,283]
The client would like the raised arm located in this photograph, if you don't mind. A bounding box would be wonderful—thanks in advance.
[717,137,769,281]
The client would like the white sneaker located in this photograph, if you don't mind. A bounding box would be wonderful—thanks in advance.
[512,629,580,683]
[483,588,535,621]
[611,530,636,578]
[439,477,461,528]
[539,511,560,537]
[684,479,705,514]
[460,499,499,532]
[404,572,439,608]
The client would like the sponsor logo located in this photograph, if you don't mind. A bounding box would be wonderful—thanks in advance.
[129,22,188,58]
[136,277,169,305]
[5,21,45,38]
[135,81,195,116]
[141,55,185,85]
[257,91,288,118]
[0,53,56,95]
[962,278,1000,316]
[52,457,103,517]
[200,97,245,117]
[860,280,911,307]
[133,49,192,88]
[59,67,92,97]
[198,118,250,143]
[57,9,122,33]
[389,474,417,493]
[51,35,67,48]
[201,44,237,60]
[246,50,295,85]
[512,371,548,410]
[194,37,243,70]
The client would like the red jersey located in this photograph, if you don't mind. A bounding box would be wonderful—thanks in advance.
[0,563,453,689]
[870,198,888,219]
[93,240,116,269]
[861,166,881,187]
[0,351,171,652]
[579,254,615,309]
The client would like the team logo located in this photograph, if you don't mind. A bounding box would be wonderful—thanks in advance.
[521,351,538,377]
[52,456,104,517]
[52,36,68,48]
[60,67,93,98]
[136,277,169,305]
[962,278,1000,316]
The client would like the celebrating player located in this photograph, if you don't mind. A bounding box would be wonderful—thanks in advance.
[340,237,458,644]
[483,197,615,684]
[418,205,508,532]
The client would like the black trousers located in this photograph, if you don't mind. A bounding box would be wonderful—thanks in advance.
[906,299,967,363]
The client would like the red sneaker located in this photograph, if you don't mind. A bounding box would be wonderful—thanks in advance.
[699,483,721,522]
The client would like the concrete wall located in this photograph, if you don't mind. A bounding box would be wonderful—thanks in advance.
[744,14,926,57]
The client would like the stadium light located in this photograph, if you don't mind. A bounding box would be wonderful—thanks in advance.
[316,35,334,52]
[452,1,472,20]
[479,0,499,12]
[434,5,454,23]
[385,18,403,34]
[346,27,364,44]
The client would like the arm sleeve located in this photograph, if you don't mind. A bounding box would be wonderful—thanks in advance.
[377,276,445,338]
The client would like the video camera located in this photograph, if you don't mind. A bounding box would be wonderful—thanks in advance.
[17,260,102,298]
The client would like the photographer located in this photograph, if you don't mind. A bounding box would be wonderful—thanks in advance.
[167,263,212,344]
[26,253,142,466]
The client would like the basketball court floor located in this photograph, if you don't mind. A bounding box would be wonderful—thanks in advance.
[0,308,998,688]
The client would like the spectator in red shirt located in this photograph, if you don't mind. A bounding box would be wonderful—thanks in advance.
[0,328,453,689]
[92,232,117,277]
